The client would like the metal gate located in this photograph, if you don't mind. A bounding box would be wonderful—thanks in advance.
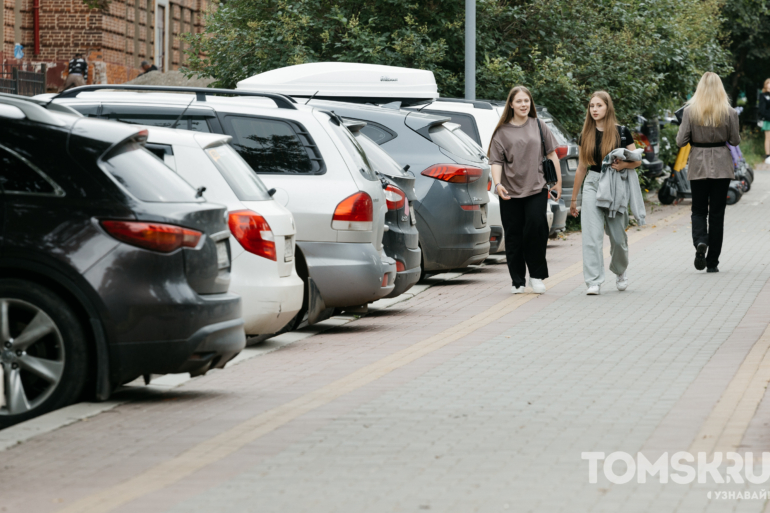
[0,66,47,96]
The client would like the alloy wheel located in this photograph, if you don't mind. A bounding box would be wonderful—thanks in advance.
[0,298,65,416]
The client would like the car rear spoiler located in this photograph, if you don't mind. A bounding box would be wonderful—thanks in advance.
[53,85,298,110]
[404,110,451,140]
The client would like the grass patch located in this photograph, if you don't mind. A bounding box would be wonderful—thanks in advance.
[740,126,766,166]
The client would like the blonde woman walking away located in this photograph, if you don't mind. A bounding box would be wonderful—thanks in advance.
[488,86,562,294]
[676,72,740,273]
[758,78,770,163]
[569,91,640,295]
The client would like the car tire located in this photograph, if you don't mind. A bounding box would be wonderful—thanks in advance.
[0,279,89,429]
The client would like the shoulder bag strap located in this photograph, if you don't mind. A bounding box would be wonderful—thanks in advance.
[536,118,547,162]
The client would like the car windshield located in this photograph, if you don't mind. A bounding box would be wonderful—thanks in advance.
[205,144,271,201]
[428,124,484,162]
[100,142,201,202]
[353,132,406,177]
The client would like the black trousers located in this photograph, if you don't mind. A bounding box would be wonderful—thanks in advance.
[691,178,730,268]
[499,189,549,287]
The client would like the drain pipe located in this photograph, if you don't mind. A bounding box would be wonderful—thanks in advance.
[33,0,40,55]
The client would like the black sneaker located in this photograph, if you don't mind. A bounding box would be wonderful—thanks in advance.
[695,243,707,271]
[707,267,719,273]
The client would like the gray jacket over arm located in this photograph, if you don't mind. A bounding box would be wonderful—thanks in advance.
[595,148,647,225]
[675,107,740,180]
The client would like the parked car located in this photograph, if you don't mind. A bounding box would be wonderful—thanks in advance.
[344,121,422,297]
[143,128,304,338]
[0,94,245,427]
[45,86,397,325]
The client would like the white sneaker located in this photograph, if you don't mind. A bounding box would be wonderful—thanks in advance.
[512,286,526,294]
[616,271,629,291]
[765,156,770,165]
[586,285,601,295]
[529,278,546,294]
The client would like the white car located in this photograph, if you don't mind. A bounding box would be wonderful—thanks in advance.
[45,88,396,326]
[143,128,304,337]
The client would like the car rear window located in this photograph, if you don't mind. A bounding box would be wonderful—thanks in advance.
[428,124,484,162]
[447,125,487,161]
[205,144,271,201]
[224,115,324,175]
[354,132,406,177]
[424,110,481,145]
[100,142,201,202]
[326,117,379,181]
[543,117,574,146]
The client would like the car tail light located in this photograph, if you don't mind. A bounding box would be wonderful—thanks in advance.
[228,210,276,261]
[101,220,201,253]
[490,235,498,242]
[555,146,569,159]
[381,274,389,287]
[487,179,492,191]
[384,185,406,211]
[396,260,406,272]
[332,192,373,231]
[421,164,483,183]
[461,204,480,211]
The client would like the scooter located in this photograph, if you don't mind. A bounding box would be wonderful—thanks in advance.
[658,143,743,206]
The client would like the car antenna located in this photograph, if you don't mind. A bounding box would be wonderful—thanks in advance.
[304,90,319,105]
[169,96,197,129]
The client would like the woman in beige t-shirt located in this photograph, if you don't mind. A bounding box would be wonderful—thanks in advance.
[488,86,562,294]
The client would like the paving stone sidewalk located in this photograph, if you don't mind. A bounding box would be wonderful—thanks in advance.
[1,173,770,513]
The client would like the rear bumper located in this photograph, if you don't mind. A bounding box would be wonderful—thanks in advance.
[549,198,569,235]
[489,226,503,254]
[299,241,395,308]
[385,266,421,298]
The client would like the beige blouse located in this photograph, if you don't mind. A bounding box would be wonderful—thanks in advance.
[675,107,740,180]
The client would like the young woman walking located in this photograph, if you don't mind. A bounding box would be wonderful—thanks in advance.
[569,91,638,295]
[758,78,770,164]
[676,72,740,272]
[488,86,562,294]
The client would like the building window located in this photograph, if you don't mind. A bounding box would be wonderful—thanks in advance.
[156,4,166,71]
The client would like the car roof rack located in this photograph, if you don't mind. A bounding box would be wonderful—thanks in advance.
[0,92,69,126]
[53,85,298,110]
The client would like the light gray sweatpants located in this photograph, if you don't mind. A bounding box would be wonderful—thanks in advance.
[582,171,629,287]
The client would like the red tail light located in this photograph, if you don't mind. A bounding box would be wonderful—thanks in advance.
[555,146,568,159]
[101,220,201,253]
[383,185,406,211]
[228,210,276,261]
[421,164,483,183]
[395,260,406,272]
[332,192,373,231]
[461,204,480,211]
[487,179,492,191]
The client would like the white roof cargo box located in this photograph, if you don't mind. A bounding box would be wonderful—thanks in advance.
[236,62,438,105]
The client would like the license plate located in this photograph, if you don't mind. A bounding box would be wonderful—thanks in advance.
[409,205,416,225]
[284,237,294,262]
[567,158,578,171]
[216,241,229,269]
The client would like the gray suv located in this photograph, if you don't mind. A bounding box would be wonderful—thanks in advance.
[308,100,491,276]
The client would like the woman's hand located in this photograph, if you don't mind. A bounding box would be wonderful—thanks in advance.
[496,183,511,200]
[611,159,630,170]
[570,199,579,217]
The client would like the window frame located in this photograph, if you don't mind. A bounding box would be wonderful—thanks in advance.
[0,143,66,197]
[221,113,326,176]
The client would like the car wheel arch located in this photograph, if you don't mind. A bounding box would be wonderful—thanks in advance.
[0,265,111,401]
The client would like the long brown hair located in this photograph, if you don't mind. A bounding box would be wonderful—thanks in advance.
[578,91,620,166]
[487,85,538,156]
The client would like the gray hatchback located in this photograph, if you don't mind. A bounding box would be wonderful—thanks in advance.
[308,100,491,276]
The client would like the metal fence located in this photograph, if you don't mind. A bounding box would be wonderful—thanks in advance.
[0,66,47,96]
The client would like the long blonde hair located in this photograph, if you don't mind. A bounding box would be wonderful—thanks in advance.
[487,85,537,156]
[578,91,620,166]
[763,78,770,93]
[686,72,731,127]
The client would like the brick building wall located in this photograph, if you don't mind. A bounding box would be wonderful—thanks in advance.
[1,0,210,90]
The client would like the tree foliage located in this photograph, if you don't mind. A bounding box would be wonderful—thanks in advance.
[183,0,731,132]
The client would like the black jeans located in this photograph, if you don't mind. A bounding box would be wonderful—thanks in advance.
[691,178,730,268]
[499,189,549,287]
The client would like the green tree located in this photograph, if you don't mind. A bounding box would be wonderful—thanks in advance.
[183,0,731,133]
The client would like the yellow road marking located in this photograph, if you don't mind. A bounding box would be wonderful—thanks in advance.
[689,324,770,456]
[58,208,688,513]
